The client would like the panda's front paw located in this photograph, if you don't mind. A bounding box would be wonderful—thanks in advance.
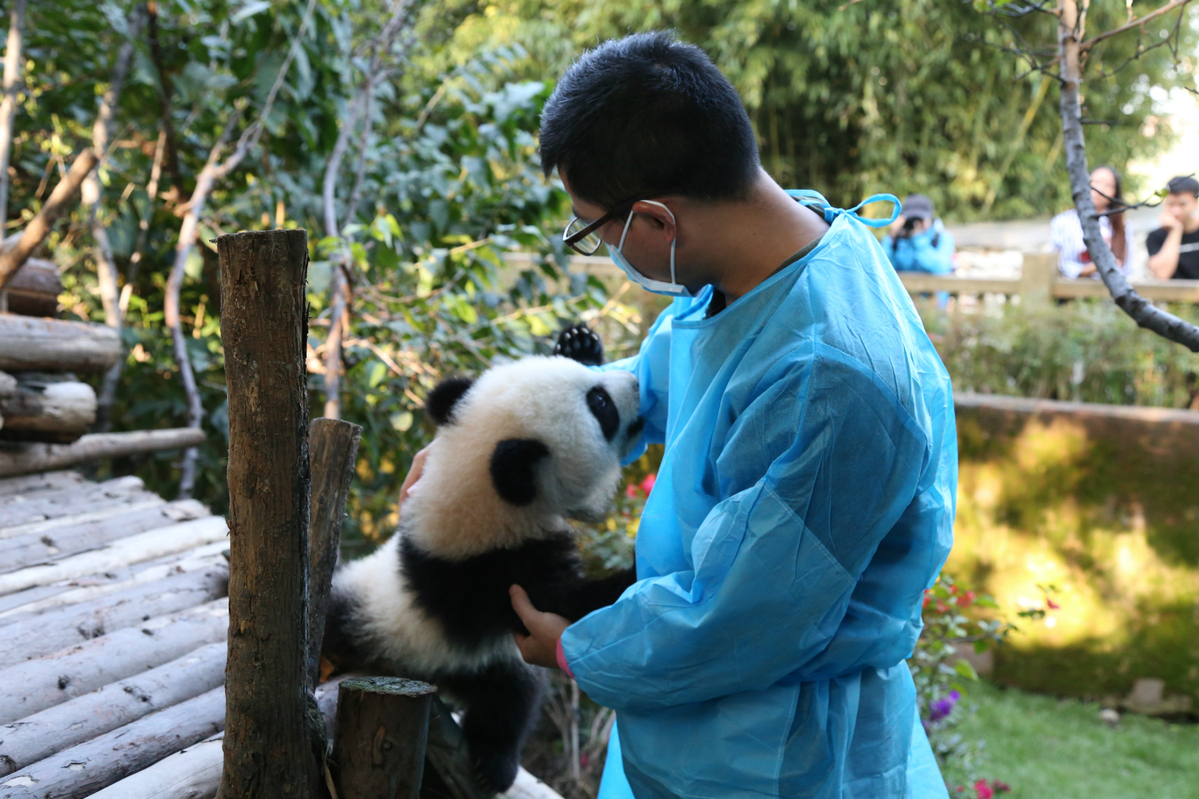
[472,746,521,794]
[553,322,604,366]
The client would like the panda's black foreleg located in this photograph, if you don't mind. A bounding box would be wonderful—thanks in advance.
[553,322,605,366]
[530,567,638,622]
[437,658,544,793]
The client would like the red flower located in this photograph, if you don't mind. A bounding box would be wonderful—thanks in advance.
[956,590,975,608]
[640,473,656,494]
[923,593,931,609]
[992,781,1011,794]
[1047,599,1060,610]
[974,779,994,799]
[626,483,640,498]
[936,600,948,613]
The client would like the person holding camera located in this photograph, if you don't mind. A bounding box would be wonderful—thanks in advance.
[883,194,955,274]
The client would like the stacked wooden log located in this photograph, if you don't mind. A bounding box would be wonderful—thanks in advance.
[0,313,206,476]
[0,469,563,799]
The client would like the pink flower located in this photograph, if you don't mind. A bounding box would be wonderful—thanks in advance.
[625,483,640,498]
[974,779,994,799]
[1047,599,1060,610]
[640,473,656,494]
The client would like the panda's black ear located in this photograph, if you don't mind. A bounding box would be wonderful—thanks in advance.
[490,439,550,506]
[425,376,474,426]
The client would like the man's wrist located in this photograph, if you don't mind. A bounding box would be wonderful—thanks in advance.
[556,636,574,679]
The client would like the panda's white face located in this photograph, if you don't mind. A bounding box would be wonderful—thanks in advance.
[400,357,642,559]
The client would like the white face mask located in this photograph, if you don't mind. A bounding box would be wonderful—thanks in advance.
[605,201,693,298]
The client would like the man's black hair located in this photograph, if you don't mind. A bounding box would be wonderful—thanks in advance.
[1167,175,1199,197]
[539,31,760,209]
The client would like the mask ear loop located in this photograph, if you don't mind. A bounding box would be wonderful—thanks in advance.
[639,201,679,286]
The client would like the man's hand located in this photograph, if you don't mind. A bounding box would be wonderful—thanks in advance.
[398,445,432,515]
[889,214,907,236]
[510,585,570,670]
[1160,208,1185,233]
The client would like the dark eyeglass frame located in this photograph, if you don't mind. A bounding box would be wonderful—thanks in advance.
[562,188,686,256]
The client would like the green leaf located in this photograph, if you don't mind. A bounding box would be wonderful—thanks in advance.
[368,361,388,388]
[953,659,979,681]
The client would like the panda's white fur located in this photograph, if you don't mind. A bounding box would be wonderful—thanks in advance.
[403,357,641,559]
[327,355,640,676]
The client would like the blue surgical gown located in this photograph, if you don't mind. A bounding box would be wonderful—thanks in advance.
[562,205,957,799]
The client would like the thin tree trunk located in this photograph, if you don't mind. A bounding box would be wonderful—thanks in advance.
[0,0,26,230]
[320,0,421,419]
[83,8,143,432]
[217,229,321,799]
[0,149,98,291]
[97,125,167,432]
[1057,0,1199,351]
[166,0,317,497]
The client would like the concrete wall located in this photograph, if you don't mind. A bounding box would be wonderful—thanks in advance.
[950,393,1199,716]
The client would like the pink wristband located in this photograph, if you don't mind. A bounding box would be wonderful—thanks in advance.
[556,637,574,678]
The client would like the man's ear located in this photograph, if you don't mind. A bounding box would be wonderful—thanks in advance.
[490,438,550,506]
[425,376,474,426]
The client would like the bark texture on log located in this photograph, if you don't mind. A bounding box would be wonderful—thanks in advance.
[0,546,226,622]
[0,427,205,478]
[0,686,224,799]
[0,598,228,724]
[0,515,227,596]
[0,258,59,317]
[331,677,434,799]
[0,498,206,576]
[0,641,226,775]
[85,735,225,799]
[307,417,361,687]
[0,557,227,668]
[0,371,96,443]
[0,313,121,372]
[0,469,85,498]
[0,149,99,292]
[0,474,146,531]
[216,228,321,799]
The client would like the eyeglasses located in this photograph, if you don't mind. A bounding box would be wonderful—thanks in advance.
[562,189,684,256]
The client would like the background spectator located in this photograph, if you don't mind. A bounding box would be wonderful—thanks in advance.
[884,194,955,274]
[1049,165,1132,279]
[1146,175,1199,280]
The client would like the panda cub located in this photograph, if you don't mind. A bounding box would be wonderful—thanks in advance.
[324,324,639,792]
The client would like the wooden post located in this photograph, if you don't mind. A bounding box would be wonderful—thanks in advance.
[307,417,362,688]
[332,677,435,799]
[217,228,321,799]
[1020,252,1057,308]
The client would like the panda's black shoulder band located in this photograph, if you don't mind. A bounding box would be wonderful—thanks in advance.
[425,375,475,425]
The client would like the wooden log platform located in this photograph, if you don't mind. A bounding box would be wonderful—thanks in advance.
[0,467,565,799]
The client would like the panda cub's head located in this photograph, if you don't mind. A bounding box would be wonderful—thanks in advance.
[401,356,643,559]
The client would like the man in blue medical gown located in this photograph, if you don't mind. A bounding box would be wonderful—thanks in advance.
[510,31,956,799]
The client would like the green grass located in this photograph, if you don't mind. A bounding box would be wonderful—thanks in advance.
[945,680,1199,798]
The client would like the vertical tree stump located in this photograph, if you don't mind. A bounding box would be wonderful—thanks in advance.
[307,417,362,689]
[332,677,436,799]
[217,228,321,799]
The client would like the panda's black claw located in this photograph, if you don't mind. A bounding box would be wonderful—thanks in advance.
[553,322,604,366]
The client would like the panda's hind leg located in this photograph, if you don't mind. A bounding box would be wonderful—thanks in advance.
[437,658,544,793]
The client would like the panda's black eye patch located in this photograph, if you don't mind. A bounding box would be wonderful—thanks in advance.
[586,386,619,441]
